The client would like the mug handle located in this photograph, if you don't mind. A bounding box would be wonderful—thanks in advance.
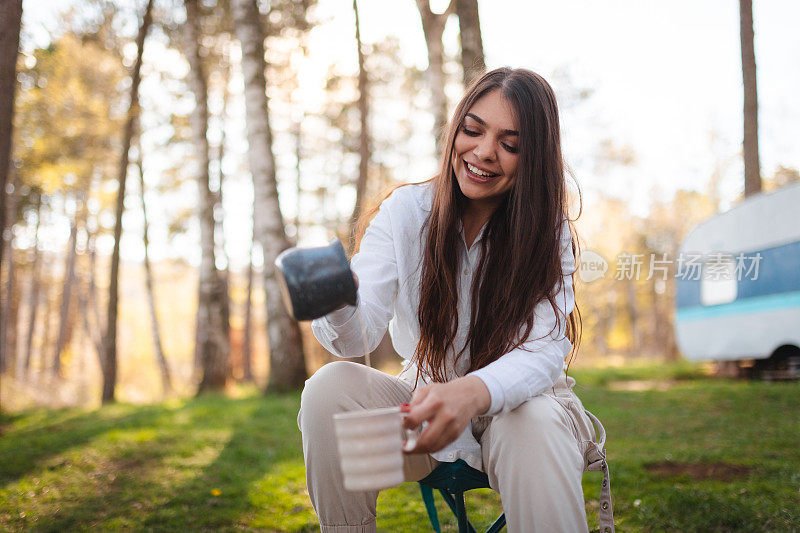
[400,412,421,452]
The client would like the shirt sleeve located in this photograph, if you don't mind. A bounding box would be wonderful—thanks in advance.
[468,221,576,415]
[310,192,399,358]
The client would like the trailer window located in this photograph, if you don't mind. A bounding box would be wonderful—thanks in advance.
[701,255,737,306]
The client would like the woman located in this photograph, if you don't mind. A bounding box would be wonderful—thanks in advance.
[299,67,613,532]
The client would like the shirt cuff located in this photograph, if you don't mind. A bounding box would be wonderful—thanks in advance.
[310,316,339,341]
[326,301,358,326]
[470,370,505,416]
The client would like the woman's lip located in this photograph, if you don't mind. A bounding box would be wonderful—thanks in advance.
[464,160,498,175]
[464,160,499,183]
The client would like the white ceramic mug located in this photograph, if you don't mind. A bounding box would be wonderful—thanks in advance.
[333,406,420,491]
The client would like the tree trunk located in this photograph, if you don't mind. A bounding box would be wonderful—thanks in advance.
[214,68,232,369]
[232,0,307,392]
[414,0,454,155]
[76,229,104,368]
[185,0,230,394]
[76,272,103,362]
[86,236,103,351]
[739,0,761,197]
[346,0,370,251]
[626,280,640,356]
[241,227,255,383]
[38,267,55,376]
[84,236,108,382]
[293,119,302,241]
[0,0,22,409]
[22,195,43,374]
[137,154,173,397]
[4,262,20,376]
[0,192,14,374]
[102,0,155,403]
[597,305,610,358]
[455,0,484,86]
[52,212,79,376]
[664,277,680,361]
[75,198,104,360]
[0,173,20,374]
[0,0,22,278]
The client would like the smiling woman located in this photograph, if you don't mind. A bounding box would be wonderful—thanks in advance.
[452,90,520,243]
[300,67,614,533]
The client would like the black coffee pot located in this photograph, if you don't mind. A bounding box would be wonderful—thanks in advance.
[274,239,358,321]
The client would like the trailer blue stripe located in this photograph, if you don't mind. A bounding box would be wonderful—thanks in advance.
[676,290,800,321]
[676,239,800,309]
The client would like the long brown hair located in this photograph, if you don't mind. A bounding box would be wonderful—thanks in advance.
[413,67,581,383]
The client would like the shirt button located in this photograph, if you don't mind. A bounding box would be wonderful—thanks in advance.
[463,268,470,275]
[447,453,455,459]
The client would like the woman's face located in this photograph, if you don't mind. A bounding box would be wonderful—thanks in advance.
[452,89,520,212]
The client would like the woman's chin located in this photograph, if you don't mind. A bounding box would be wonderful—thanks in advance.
[457,181,515,214]
[457,176,497,200]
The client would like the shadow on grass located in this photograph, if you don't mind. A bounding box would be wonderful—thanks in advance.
[135,391,309,530]
[5,392,311,531]
[0,403,181,487]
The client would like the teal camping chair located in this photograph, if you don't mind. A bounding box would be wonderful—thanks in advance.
[418,459,506,533]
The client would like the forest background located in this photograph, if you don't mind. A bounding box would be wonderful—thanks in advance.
[1,0,799,410]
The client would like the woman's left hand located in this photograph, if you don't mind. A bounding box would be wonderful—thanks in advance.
[402,376,491,454]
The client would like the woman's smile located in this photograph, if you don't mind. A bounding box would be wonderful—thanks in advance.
[464,160,500,182]
[452,89,519,210]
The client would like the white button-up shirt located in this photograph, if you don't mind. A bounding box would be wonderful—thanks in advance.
[311,181,576,469]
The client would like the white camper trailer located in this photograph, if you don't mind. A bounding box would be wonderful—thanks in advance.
[674,183,800,378]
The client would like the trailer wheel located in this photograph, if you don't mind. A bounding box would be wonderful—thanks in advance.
[754,345,800,380]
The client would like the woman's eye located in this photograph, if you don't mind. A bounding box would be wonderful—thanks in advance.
[461,126,480,137]
[502,143,518,153]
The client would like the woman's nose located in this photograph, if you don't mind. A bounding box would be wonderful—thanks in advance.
[473,138,496,161]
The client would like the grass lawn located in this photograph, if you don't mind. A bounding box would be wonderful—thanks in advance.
[1,362,798,531]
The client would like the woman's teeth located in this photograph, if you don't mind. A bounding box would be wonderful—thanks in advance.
[466,162,498,178]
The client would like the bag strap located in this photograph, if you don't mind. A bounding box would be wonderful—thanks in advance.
[585,409,607,450]
[584,409,615,533]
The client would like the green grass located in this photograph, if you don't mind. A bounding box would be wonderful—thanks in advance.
[1,365,798,531]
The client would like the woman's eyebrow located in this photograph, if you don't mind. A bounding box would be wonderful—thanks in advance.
[465,112,519,136]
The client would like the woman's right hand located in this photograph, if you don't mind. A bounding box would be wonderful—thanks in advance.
[402,376,491,454]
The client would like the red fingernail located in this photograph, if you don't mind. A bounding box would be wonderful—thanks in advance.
[400,403,410,412]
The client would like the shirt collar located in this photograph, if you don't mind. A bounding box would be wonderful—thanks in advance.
[457,218,488,251]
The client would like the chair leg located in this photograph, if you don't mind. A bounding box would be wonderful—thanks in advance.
[438,490,478,533]
[454,491,469,533]
[438,490,459,518]
[486,513,506,533]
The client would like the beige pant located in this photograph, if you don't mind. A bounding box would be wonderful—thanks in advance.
[298,361,607,533]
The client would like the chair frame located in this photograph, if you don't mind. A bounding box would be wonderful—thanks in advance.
[418,459,506,533]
